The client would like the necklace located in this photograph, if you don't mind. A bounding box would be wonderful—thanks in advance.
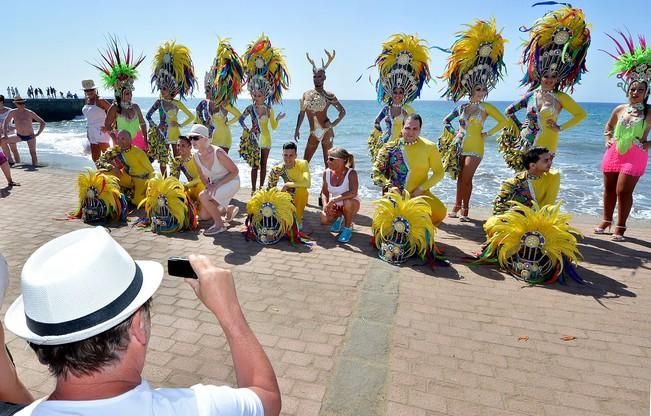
[627,103,644,114]
[403,138,418,146]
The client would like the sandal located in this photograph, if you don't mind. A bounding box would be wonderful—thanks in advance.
[459,208,470,222]
[594,220,612,234]
[225,206,239,223]
[7,181,20,187]
[448,205,461,218]
[611,226,626,241]
[204,224,226,236]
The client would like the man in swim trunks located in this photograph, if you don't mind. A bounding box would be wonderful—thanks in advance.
[1,96,45,166]
[294,50,346,166]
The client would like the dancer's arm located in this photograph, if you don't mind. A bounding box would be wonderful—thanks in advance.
[294,94,306,141]
[145,99,160,129]
[226,104,242,126]
[556,92,587,132]
[443,106,460,135]
[483,103,508,137]
[415,146,444,194]
[505,93,531,129]
[373,106,388,132]
[176,100,195,128]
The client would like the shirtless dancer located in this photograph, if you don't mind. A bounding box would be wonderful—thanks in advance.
[294,50,346,166]
[1,96,45,166]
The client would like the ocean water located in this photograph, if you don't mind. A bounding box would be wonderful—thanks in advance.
[18,98,651,219]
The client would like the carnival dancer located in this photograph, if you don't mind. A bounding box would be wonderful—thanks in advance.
[368,34,430,165]
[190,124,240,236]
[294,50,346,166]
[595,31,651,241]
[81,80,112,163]
[320,147,360,243]
[197,39,244,153]
[499,4,589,171]
[93,37,148,153]
[239,35,288,193]
[97,129,154,206]
[372,114,447,226]
[438,19,508,221]
[170,135,205,214]
[267,142,311,228]
[146,40,196,176]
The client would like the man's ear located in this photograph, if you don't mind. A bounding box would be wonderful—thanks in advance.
[130,309,149,345]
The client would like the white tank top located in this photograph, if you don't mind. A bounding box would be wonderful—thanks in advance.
[82,103,107,128]
[326,168,353,198]
[194,147,231,184]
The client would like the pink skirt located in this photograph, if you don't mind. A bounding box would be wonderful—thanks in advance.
[602,144,648,177]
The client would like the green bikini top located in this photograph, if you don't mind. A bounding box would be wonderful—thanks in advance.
[117,114,140,136]
[614,116,647,154]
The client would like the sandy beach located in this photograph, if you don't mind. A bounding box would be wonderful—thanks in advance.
[1,166,650,415]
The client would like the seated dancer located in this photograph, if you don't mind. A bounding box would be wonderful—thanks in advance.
[240,35,289,192]
[320,147,360,243]
[267,142,311,228]
[92,37,149,153]
[170,136,205,213]
[147,40,196,176]
[499,4,589,171]
[478,147,580,285]
[372,113,447,226]
[438,19,508,221]
[294,50,346,165]
[97,130,154,206]
[1,96,45,166]
[596,32,651,241]
[190,124,240,236]
[197,39,244,153]
[368,34,430,164]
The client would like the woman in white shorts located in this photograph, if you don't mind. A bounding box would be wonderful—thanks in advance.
[81,80,112,163]
[190,124,241,236]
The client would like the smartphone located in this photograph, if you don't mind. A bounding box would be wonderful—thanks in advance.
[167,256,197,279]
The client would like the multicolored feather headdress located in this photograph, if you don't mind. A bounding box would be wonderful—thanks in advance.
[603,31,651,96]
[206,39,245,106]
[441,19,506,102]
[520,3,590,92]
[90,35,145,97]
[374,34,431,105]
[151,40,197,99]
[243,34,290,105]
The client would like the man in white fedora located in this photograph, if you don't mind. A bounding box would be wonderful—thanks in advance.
[4,227,281,415]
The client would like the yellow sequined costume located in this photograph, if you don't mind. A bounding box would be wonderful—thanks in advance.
[97,145,154,206]
[212,104,242,148]
[372,137,447,225]
[267,159,311,224]
[170,155,205,205]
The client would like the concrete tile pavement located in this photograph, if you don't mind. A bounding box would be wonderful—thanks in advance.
[1,167,650,415]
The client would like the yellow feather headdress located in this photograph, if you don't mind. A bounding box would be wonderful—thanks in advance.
[372,191,436,261]
[151,40,197,99]
[243,34,290,105]
[441,19,506,102]
[73,169,127,223]
[375,34,431,105]
[139,176,194,233]
[246,188,296,244]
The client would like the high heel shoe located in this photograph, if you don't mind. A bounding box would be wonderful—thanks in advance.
[448,205,461,218]
[594,220,612,234]
[611,226,626,241]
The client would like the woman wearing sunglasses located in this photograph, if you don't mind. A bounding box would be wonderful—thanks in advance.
[190,124,240,236]
[320,147,360,243]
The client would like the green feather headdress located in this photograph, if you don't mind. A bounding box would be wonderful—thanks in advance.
[90,35,145,97]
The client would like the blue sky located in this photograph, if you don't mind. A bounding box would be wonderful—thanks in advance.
[1,0,648,102]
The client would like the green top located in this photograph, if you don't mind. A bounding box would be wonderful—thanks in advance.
[117,114,140,137]
[614,117,647,154]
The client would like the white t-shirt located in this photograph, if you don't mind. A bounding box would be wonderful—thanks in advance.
[19,380,263,416]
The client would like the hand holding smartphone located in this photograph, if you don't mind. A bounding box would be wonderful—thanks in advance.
[167,256,197,279]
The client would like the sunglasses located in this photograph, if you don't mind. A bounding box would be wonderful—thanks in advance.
[189,135,202,141]
[327,156,341,162]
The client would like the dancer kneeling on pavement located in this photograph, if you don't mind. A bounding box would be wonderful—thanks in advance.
[97,129,154,206]
[320,147,360,243]
[3,227,281,415]
[191,124,240,236]
[477,147,581,285]
[267,142,310,229]
[170,135,205,212]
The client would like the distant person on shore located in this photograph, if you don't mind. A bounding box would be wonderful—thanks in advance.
[320,147,359,243]
[27,86,33,99]
[59,92,63,99]
[372,113,447,226]
[294,50,346,166]
[81,80,112,163]
[0,95,21,165]
[596,32,651,241]
[267,142,311,228]
[97,129,154,206]
[3,228,281,415]
[1,96,45,166]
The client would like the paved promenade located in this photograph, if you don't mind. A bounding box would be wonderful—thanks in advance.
[1,167,650,415]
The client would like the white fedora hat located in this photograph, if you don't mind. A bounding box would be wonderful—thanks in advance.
[81,80,97,91]
[4,227,163,345]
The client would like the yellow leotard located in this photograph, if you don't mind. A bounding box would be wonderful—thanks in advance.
[534,91,586,153]
[165,100,194,144]
[461,103,508,158]
[211,104,242,148]
[267,159,311,223]
[116,146,154,205]
[259,107,279,150]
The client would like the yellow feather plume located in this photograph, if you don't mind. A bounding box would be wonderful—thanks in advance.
[372,191,436,258]
[529,7,590,51]
[75,169,124,220]
[139,176,190,231]
[378,34,430,78]
[152,40,196,98]
[247,188,296,235]
[485,202,582,269]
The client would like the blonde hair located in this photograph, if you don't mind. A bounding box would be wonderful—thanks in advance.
[329,147,354,168]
